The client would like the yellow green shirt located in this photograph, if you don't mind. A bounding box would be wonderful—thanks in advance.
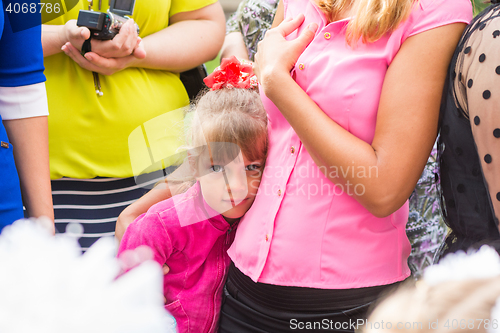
[45,0,216,179]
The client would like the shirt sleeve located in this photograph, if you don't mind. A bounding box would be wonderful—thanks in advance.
[0,83,49,120]
[169,0,218,18]
[408,0,472,38]
[0,1,45,87]
[117,212,173,267]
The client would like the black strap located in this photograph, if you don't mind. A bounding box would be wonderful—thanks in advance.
[79,35,102,95]
[81,37,92,56]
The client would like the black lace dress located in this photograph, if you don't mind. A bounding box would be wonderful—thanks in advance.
[439,3,500,257]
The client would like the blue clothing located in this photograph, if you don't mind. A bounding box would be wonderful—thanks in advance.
[0,0,46,231]
[0,114,23,229]
[0,0,45,87]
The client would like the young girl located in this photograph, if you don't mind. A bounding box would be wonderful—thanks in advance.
[117,57,268,333]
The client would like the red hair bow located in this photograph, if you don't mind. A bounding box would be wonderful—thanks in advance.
[204,56,257,90]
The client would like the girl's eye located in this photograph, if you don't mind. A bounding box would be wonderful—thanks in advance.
[210,165,224,173]
[246,164,261,172]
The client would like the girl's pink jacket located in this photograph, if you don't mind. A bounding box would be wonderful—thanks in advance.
[118,182,235,333]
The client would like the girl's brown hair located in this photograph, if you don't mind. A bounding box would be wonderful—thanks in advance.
[316,0,415,44]
[190,88,268,164]
[168,88,268,194]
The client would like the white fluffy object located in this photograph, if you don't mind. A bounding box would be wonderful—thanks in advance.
[424,245,500,286]
[0,219,176,333]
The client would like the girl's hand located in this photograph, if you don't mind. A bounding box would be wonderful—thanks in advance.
[254,13,317,87]
[61,42,142,75]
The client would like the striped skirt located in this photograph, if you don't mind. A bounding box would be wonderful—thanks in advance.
[52,172,166,251]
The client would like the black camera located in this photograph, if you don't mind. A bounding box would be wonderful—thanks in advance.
[76,0,139,40]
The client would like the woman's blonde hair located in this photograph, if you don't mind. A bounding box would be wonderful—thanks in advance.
[316,0,415,44]
[168,88,268,194]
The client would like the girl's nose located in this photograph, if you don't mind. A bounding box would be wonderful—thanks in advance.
[225,172,248,199]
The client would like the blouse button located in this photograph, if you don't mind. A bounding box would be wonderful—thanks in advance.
[298,63,305,70]
[265,234,269,242]
[324,32,331,40]
[277,189,282,196]
[290,146,295,154]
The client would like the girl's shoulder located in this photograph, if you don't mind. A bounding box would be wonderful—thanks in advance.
[146,185,200,228]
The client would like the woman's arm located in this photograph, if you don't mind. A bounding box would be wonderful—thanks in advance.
[221,0,284,61]
[42,19,143,59]
[256,15,465,217]
[59,2,225,75]
[3,116,54,226]
[220,32,249,61]
[271,0,284,28]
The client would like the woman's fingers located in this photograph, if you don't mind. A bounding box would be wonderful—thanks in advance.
[276,13,306,37]
[112,20,137,54]
[292,22,318,50]
[62,42,123,75]
[91,19,138,58]
[72,26,90,41]
[64,20,90,50]
[132,38,146,59]
[84,52,116,68]
[253,15,318,87]
[62,42,96,71]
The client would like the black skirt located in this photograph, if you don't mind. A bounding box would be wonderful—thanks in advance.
[219,263,405,333]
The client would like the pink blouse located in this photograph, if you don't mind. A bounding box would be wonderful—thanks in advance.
[228,0,472,288]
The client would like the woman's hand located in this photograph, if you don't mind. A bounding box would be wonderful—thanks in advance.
[254,13,317,88]
[61,42,142,75]
[61,19,145,58]
[59,18,146,75]
[57,19,91,53]
[90,19,146,59]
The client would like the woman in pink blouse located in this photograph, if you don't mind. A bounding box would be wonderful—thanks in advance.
[218,0,471,331]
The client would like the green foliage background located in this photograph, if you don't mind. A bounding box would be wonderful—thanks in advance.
[473,0,490,15]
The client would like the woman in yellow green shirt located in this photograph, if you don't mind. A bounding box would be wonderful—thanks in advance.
[41,0,225,250]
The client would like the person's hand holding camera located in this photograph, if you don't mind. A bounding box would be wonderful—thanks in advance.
[58,19,91,53]
[89,19,145,58]
[61,19,146,76]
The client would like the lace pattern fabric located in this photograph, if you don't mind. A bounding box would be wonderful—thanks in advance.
[407,142,448,278]
[226,0,279,61]
[438,4,500,257]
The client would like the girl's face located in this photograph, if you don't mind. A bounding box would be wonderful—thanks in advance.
[196,144,264,223]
